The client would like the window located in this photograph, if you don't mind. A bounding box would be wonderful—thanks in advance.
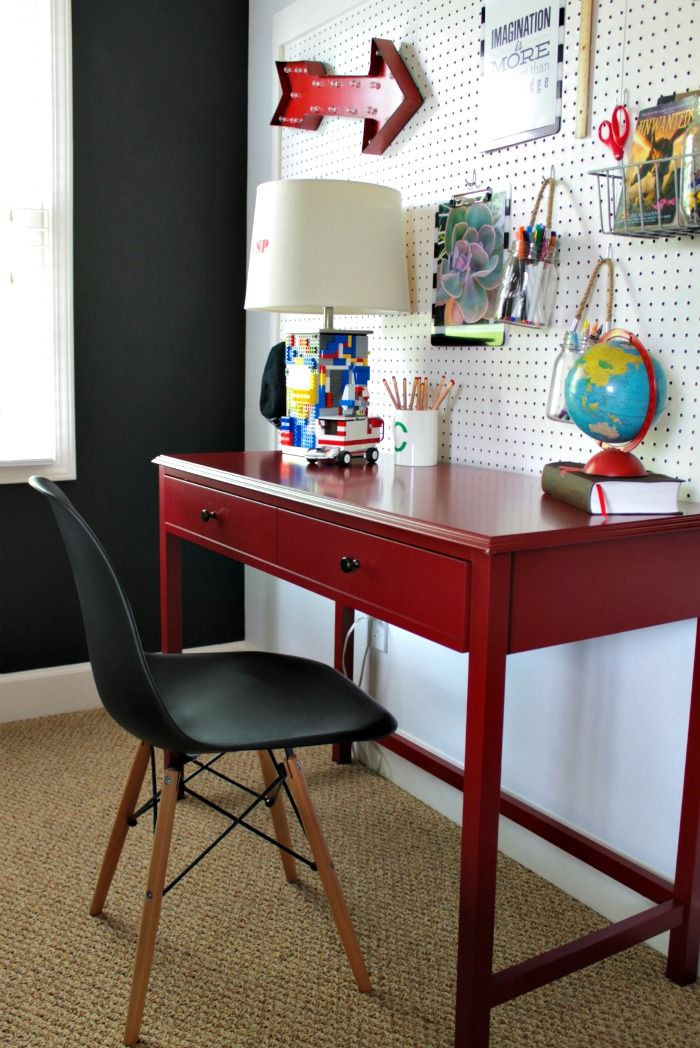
[0,0,74,484]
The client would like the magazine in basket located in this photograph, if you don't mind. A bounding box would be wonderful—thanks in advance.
[613,93,699,232]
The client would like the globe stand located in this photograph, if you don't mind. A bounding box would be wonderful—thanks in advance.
[582,447,647,477]
[580,329,658,478]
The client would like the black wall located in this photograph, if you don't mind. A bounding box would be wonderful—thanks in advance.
[0,0,249,673]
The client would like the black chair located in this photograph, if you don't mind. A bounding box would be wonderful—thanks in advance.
[29,477,396,1045]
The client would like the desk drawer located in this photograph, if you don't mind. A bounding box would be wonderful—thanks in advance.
[162,477,276,561]
[278,510,469,650]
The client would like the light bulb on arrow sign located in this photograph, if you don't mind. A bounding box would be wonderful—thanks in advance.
[271,37,423,155]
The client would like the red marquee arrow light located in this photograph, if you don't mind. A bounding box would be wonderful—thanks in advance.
[271,38,423,155]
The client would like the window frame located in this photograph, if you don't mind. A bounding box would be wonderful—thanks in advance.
[1,0,74,485]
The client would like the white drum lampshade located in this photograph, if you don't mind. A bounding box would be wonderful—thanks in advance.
[244,179,410,322]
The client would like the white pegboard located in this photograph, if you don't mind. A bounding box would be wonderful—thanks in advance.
[278,0,699,497]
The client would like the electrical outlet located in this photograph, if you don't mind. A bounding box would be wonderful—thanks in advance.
[369,618,388,653]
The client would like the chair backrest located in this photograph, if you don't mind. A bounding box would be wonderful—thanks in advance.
[29,477,183,749]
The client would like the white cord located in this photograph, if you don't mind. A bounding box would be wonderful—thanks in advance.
[620,0,629,106]
[341,615,370,683]
[357,635,371,689]
[343,617,373,766]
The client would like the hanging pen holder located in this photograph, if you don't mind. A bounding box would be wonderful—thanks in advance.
[546,255,615,423]
[496,175,559,328]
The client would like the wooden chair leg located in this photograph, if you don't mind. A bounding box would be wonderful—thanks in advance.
[258,750,298,883]
[90,741,151,916]
[124,763,181,1047]
[283,751,371,992]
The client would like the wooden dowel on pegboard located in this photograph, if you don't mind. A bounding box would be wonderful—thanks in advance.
[575,0,594,139]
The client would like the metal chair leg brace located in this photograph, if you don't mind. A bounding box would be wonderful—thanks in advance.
[128,748,317,900]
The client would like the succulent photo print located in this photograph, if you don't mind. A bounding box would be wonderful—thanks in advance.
[432,189,509,346]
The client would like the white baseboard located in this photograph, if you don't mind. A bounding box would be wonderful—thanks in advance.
[355,740,687,966]
[0,660,102,722]
[0,641,249,724]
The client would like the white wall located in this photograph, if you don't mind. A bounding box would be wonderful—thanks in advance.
[245,0,288,457]
[244,0,697,957]
[244,0,355,657]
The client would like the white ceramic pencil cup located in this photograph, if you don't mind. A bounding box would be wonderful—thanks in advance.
[394,409,438,467]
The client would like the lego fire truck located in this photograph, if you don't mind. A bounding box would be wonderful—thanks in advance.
[306,370,383,465]
[306,413,384,465]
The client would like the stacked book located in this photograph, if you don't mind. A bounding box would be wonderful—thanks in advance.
[541,462,683,515]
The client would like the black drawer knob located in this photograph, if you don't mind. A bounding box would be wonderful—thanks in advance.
[200,508,217,522]
[339,556,360,574]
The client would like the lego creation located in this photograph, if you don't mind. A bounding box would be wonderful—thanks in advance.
[279,331,384,465]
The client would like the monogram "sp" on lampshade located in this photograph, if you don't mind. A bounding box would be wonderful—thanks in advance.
[244,179,409,328]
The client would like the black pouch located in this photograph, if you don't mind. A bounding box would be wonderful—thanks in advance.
[259,341,286,427]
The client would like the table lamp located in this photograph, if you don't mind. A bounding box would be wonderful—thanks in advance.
[245,178,409,457]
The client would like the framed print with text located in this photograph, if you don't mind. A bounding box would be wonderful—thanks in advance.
[480,1,565,152]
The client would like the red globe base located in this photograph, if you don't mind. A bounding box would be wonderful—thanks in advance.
[583,448,647,477]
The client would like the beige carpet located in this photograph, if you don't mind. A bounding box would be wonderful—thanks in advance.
[1,709,698,1048]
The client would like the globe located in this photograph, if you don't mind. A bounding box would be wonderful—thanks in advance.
[563,330,668,476]
[561,335,666,442]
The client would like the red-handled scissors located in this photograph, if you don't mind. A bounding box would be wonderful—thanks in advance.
[598,104,630,161]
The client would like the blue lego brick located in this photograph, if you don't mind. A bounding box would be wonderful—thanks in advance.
[286,353,319,372]
[294,419,307,445]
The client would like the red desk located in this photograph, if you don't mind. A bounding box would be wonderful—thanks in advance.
[155,451,700,1047]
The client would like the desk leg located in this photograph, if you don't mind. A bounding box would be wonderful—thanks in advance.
[159,533,183,653]
[667,617,700,984]
[158,472,184,780]
[333,603,354,764]
[159,469,183,655]
[454,553,511,1048]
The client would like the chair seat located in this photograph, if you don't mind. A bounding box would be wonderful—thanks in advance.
[146,650,397,754]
